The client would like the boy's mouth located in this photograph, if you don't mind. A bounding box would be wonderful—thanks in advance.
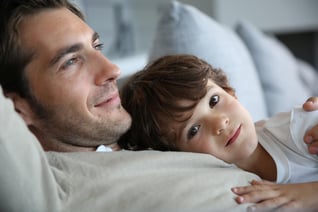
[225,125,241,147]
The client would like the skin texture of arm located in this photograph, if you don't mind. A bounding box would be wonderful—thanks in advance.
[231,97,318,211]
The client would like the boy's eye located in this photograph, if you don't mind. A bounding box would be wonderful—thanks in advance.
[209,95,219,108]
[187,125,200,140]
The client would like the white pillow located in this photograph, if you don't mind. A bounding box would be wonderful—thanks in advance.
[0,86,38,146]
[149,1,268,121]
[236,21,312,116]
[297,59,318,96]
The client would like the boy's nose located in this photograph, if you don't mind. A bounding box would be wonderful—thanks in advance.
[211,114,229,136]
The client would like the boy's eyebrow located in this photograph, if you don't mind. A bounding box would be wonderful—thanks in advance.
[49,32,100,66]
[206,85,214,91]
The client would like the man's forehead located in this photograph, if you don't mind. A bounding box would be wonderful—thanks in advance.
[18,8,93,62]
[19,8,88,49]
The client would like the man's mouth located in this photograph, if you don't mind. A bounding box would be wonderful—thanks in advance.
[225,125,241,147]
[94,92,120,108]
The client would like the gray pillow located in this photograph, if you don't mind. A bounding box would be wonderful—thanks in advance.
[149,1,267,121]
[236,21,312,116]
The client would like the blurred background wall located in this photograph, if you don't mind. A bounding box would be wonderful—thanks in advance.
[71,0,318,69]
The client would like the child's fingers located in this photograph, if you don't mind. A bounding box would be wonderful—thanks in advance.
[303,97,318,111]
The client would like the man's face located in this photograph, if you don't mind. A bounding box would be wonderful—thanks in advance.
[18,8,131,151]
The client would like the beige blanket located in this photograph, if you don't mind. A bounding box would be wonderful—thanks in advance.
[0,86,259,212]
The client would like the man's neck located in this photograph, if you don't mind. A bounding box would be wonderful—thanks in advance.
[31,126,120,152]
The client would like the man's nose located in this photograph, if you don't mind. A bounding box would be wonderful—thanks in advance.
[93,53,121,86]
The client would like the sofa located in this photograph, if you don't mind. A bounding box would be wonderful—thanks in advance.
[1,1,317,212]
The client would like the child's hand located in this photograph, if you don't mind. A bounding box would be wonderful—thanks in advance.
[303,97,318,155]
[302,97,318,112]
[231,180,318,211]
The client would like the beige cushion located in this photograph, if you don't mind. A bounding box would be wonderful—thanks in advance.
[0,86,60,211]
[0,85,260,211]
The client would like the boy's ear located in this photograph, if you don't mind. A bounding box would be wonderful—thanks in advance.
[5,92,35,125]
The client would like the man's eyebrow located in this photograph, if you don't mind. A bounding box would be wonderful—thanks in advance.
[49,32,100,66]
[92,32,100,42]
[50,43,83,66]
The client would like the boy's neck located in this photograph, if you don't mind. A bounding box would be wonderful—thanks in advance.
[235,144,277,181]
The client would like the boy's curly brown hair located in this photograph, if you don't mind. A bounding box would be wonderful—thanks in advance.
[118,54,234,151]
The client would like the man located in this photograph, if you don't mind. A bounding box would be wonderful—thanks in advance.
[0,0,131,152]
[0,0,317,211]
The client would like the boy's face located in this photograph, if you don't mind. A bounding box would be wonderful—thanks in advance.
[173,80,258,164]
[16,8,131,150]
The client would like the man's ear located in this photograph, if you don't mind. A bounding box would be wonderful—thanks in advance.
[5,92,35,125]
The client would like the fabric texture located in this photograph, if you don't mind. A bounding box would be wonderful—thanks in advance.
[0,85,259,211]
[149,1,268,121]
[0,86,61,212]
[256,107,318,183]
[236,21,312,116]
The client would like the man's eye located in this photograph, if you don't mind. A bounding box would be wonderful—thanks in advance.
[94,43,104,51]
[187,125,200,140]
[62,57,78,69]
[209,95,219,108]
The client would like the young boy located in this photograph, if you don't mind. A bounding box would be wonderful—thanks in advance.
[119,54,318,184]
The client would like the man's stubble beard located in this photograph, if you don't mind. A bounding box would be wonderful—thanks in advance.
[27,96,132,148]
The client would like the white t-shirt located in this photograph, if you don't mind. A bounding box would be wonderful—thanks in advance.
[256,106,318,183]
[96,145,113,152]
